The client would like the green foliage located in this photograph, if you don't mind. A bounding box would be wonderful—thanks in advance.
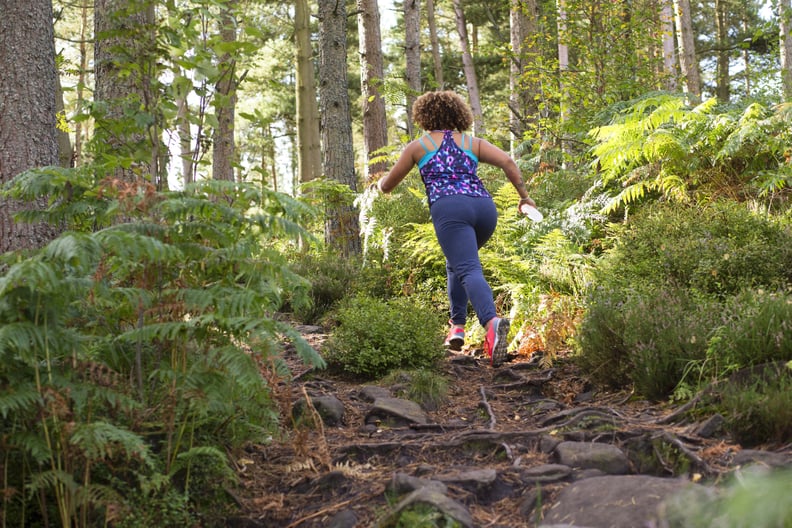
[589,96,792,214]
[391,503,463,528]
[576,201,792,399]
[384,369,449,411]
[324,296,445,380]
[662,468,792,527]
[716,362,792,447]
[0,172,323,527]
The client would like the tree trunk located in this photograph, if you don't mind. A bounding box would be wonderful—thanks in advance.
[557,0,569,144]
[176,82,195,186]
[295,0,322,184]
[74,0,90,166]
[357,0,389,181]
[714,0,730,103]
[660,0,677,90]
[780,0,792,100]
[509,0,538,153]
[318,0,361,256]
[452,0,484,135]
[672,0,702,102]
[426,0,444,89]
[404,0,421,137]
[55,73,74,168]
[0,0,61,252]
[212,0,238,182]
[94,0,159,183]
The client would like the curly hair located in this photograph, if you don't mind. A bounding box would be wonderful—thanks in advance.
[411,91,474,132]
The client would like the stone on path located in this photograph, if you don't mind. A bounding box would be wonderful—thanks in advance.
[366,397,428,426]
[554,441,630,475]
[540,474,691,528]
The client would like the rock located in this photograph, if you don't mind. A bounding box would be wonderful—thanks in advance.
[366,397,428,426]
[554,441,630,475]
[521,463,573,483]
[730,449,791,469]
[327,508,358,528]
[388,472,447,495]
[693,414,724,438]
[292,395,346,426]
[359,385,391,402]
[540,475,691,527]
[378,488,474,528]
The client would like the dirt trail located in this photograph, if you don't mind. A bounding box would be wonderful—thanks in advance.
[228,326,748,527]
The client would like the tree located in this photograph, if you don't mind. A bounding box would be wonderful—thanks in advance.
[358,0,389,180]
[509,0,539,152]
[94,0,163,185]
[404,0,421,137]
[0,0,61,253]
[318,0,361,256]
[714,0,730,102]
[660,0,678,90]
[781,0,792,100]
[673,0,702,101]
[295,0,322,183]
[213,0,239,182]
[426,0,444,89]
[452,0,484,134]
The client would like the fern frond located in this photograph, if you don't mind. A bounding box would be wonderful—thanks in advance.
[0,382,40,419]
[9,430,51,462]
[170,445,235,481]
[69,421,149,462]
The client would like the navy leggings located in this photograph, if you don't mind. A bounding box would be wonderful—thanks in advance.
[429,194,498,327]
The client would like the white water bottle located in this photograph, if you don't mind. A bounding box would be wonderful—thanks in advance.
[519,203,544,222]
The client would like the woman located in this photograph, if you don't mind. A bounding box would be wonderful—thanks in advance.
[376,91,536,366]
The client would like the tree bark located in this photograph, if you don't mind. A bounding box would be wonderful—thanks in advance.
[452,0,484,135]
[672,0,702,102]
[714,0,730,103]
[780,0,792,100]
[509,0,538,153]
[295,0,322,184]
[404,0,421,137]
[213,0,238,182]
[426,0,444,89]
[318,0,361,256]
[0,0,61,252]
[660,0,678,90]
[357,0,389,181]
[94,0,159,183]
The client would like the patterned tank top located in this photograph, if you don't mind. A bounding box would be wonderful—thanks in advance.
[417,130,491,206]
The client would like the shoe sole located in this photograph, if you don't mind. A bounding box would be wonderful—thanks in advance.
[490,319,510,367]
[445,337,464,351]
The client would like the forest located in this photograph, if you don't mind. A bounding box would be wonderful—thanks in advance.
[1,0,792,525]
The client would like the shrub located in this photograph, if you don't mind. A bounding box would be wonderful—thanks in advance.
[577,285,720,399]
[324,296,446,379]
[576,201,792,400]
[384,369,449,411]
[716,362,792,447]
[706,289,792,373]
[287,252,357,324]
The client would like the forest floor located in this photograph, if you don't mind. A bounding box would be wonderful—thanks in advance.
[227,324,748,528]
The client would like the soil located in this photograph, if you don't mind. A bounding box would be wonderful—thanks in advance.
[227,326,746,528]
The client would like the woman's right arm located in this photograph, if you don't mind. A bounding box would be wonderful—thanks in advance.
[378,141,420,193]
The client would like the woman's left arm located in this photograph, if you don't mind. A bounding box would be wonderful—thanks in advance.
[477,139,533,204]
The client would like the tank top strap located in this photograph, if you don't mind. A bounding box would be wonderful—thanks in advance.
[418,132,439,154]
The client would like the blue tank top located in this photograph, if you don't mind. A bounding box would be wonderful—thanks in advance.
[417,130,491,206]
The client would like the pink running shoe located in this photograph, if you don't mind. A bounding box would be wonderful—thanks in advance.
[484,318,510,366]
[444,326,465,351]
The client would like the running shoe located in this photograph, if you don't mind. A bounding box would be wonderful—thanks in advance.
[444,326,465,351]
[484,317,510,367]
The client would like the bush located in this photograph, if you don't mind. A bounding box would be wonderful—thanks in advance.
[287,252,357,324]
[576,201,792,400]
[577,285,720,399]
[324,296,446,379]
[716,362,792,447]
